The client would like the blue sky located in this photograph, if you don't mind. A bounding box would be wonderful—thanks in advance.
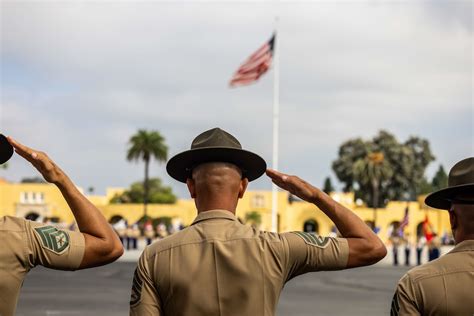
[1,1,472,198]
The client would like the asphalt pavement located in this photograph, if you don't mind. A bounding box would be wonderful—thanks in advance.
[16,262,410,316]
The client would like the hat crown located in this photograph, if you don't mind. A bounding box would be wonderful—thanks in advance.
[191,128,242,150]
[448,157,474,187]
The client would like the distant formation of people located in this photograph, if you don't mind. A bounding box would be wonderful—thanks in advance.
[110,217,185,250]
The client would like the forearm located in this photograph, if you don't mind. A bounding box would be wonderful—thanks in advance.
[311,188,376,240]
[265,168,386,267]
[8,136,123,267]
[311,188,386,266]
[55,175,112,240]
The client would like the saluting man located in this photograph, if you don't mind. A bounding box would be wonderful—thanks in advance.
[391,157,474,316]
[0,135,124,316]
[129,128,387,315]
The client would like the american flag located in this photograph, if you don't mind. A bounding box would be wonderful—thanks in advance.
[397,206,409,236]
[229,34,275,87]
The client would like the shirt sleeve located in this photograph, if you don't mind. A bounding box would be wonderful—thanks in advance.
[282,231,349,281]
[130,247,163,316]
[391,274,421,316]
[25,220,85,271]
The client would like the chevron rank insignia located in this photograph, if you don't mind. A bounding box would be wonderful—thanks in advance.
[291,231,330,248]
[34,226,70,255]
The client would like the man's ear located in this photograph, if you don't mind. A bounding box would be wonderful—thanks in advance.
[186,178,196,198]
[238,178,249,199]
[449,209,458,231]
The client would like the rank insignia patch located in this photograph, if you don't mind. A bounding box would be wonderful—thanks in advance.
[291,231,330,248]
[34,226,70,254]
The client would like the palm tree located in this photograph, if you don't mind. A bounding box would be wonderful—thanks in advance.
[353,152,393,230]
[127,130,168,217]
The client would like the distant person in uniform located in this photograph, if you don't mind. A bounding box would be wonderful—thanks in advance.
[0,136,124,316]
[129,128,387,315]
[391,157,474,316]
[415,235,426,266]
[427,233,441,261]
[390,232,401,266]
[403,233,411,266]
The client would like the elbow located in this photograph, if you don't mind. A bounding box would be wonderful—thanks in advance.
[100,237,124,264]
[367,238,387,264]
[110,242,125,261]
[373,242,387,262]
[108,239,125,262]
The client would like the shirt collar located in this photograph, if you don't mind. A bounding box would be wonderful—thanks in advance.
[449,239,474,254]
[191,209,238,226]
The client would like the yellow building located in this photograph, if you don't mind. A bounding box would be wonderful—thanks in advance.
[0,178,451,243]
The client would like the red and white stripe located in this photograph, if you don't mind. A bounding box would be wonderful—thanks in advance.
[397,207,409,236]
[229,35,275,87]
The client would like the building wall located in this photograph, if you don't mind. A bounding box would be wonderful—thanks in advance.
[0,179,450,243]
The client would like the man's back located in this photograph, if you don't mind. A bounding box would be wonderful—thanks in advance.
[130,209,349,316]
[392,240,474,316]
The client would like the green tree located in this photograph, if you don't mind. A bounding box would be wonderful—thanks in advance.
[127,130,168,216]
[353,152,393,226]
[245,211,262,227]
[431,165,448,192]
[323,177,335,194]
[21,177,46,183]
[417,177,434,195]
[110,178,176,204]
[332,130,435,207]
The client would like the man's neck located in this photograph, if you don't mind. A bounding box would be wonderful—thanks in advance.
[195,201,237,215]
[455,234,474,244]
[197,208,236,215]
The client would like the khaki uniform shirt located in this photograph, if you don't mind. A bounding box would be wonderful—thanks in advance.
[391,240,474,316]
[0,216,85,316]
[130,209,349,316]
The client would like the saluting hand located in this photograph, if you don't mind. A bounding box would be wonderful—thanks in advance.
[266,169,321,203]
[7,137,66,185]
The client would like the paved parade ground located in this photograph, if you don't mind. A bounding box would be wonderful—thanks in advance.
[16,261,410,316]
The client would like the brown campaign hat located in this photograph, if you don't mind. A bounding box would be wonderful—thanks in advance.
[0,134,14,165]
[166,128,267,183]
[425,157,474,210]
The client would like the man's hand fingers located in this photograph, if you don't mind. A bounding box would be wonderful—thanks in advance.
[266,169,294,192]
[8,137,49,171]
[266,169,289,182]
[7,137,39,162]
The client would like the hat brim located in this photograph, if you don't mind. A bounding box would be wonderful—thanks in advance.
[424,183,474,210]
[166,147,267,183]
[0,134,14,165]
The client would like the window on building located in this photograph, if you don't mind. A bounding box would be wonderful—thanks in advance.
[251,194,265,208]
[20,192,28,204]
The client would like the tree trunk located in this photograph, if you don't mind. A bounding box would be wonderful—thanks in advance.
[372,177,379,231]
[144,158,149,218]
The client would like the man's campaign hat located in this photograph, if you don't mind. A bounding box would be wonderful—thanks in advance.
[166,128,266,183]
[425,157,474,210]
[0,134,14,165]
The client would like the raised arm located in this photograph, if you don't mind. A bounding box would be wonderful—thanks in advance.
[8,137,124,268]
[266,169,386,268]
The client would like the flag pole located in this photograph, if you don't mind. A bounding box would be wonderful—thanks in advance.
[271,17,280,232]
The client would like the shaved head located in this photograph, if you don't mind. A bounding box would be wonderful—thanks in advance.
[187,162,248,213]
[192,162,242,195]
